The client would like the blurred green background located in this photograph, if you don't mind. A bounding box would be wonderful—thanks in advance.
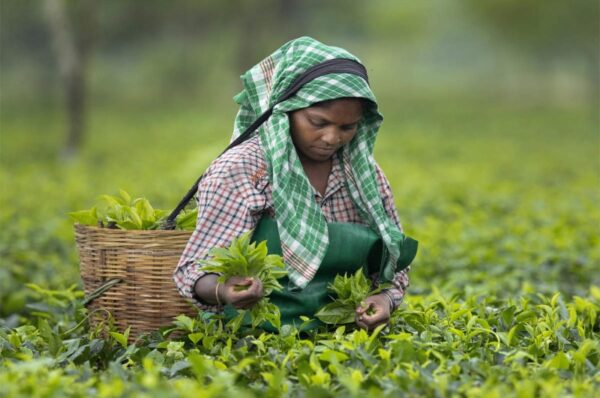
[1,1,598,320]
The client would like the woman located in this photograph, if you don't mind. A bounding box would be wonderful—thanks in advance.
[174,37,417,331]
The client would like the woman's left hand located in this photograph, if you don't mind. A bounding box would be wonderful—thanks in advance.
[355,293,391,331]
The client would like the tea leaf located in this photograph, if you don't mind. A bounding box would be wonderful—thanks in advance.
[200,231,287,328]
[68,210,97,226]
[70,191,193,231]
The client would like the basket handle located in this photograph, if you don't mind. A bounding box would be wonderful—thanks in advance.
[83,278,123,307]
[160,58,369,230]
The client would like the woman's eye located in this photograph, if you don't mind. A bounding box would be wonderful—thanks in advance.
[310,120,327,128]
[342,124,357,131]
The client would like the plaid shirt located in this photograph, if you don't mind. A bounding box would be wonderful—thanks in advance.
[173,135,410,312]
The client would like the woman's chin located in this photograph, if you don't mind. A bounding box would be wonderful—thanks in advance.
[296,147,336,164]
[310,148,336,159]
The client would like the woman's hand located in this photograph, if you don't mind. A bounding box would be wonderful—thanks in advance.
[355,293,392,331]
[219,276,264,309]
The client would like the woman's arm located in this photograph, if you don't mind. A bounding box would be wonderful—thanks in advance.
[173,174,262,311]
[194,274,263,309]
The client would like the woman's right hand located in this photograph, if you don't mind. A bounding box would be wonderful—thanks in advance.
[219,276,264,309]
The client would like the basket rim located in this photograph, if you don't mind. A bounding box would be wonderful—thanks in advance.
[73,223,193,237]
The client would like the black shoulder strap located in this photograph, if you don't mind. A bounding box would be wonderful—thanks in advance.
[163,58,369,229]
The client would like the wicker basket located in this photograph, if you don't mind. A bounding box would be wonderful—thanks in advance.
[74,224,198,339]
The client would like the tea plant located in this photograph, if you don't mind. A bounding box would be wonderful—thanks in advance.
[315,269,390,325]
[200,231,287,329]
[1,284,598,397]
[2,101,598,396]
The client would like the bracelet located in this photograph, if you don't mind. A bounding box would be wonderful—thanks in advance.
[383,291,394,312]
[215,282,222,307]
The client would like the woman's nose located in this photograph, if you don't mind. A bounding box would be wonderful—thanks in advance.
[321,129,341,146]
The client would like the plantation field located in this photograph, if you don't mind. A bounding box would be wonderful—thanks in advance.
[0,99,599,397]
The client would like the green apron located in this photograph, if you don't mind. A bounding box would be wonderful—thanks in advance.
[224,217,417,331]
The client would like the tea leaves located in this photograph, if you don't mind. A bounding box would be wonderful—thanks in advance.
[315,269,390,325]
[1,103,598,397]
[68,190,196,231]
[200,232,287,329]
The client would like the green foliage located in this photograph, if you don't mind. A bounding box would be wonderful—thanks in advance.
[315,269,389,325]
[1,287,598,397]
[201,231,287,329]
[201,231,287,294]
[68,189,196,231]
[461,0,598,58]
[1,100,598,396]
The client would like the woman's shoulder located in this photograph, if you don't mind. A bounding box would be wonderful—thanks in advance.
[203,134,268,189]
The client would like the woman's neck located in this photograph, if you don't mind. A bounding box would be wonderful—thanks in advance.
[298,155,333,196]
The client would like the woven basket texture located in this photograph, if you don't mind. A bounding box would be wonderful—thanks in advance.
[74,224,197,339]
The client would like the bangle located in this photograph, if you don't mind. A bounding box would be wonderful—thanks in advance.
[383,291,394,312]
[215,282,222,307]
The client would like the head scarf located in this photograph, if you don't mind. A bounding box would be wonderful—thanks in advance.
[231,36,405,288]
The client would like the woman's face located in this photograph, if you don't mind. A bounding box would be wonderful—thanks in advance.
[289,98,364,164]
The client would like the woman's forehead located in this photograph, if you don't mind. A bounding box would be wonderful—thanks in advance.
[306,98,364,121]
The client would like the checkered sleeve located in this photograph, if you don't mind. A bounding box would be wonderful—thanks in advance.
[374,163,411,311]
[173,174,257,312]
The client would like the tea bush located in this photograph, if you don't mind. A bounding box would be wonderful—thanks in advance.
[1,101,598,397]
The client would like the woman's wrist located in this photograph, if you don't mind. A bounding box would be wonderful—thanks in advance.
[193,273,221,305]
[375,291,394,312]
[214,281,223,307]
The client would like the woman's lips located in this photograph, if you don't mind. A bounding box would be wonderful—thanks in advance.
[312,146,337,156]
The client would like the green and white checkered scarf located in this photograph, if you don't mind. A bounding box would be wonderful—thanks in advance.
[231,36,406,289]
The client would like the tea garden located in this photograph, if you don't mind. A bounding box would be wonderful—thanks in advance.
[0,101,598,397]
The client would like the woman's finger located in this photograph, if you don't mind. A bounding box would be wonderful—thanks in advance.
[230,288,263,308]
[235,281,262,299]
[245,278,261,295]
[356,308,374,329]
[356,304,389,329]
[222,276,263,307]
[248,278,263,295]
[355,316,368,330]
[227,276,249,285]
[362,307,386,324]
[362,312,389,330]
[231,277,261,292]
[356,299,373,316]
[234,289,262,302]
